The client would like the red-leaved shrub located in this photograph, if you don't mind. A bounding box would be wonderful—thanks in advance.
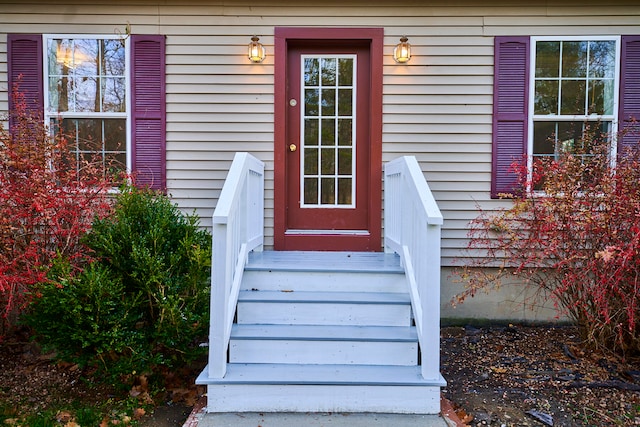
[456,124,640,357]
[0,88,119,336]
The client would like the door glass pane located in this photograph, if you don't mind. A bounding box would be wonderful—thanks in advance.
[301,55,356,208]
[338,119,352,146]
[338,58,353,85]
[321,148,335,174]
[321,88,336,116]
[321,58,336,85]
[304,119,319,145]
[338,178,352,205]
[304,178,318,204]
[321,119,335,145]
[305,89,319,116]
[337,148,352,174]
[321,178,335,204]
[338,89,352,116]
[304,58,319,85]
[304,148,318,175]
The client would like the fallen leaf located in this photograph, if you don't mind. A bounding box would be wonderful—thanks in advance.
[56,410,73,423]
[133,407,146,420]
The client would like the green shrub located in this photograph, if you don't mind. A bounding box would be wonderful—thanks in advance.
[26,186,211,383]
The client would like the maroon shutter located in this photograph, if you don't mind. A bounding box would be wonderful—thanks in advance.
[491,36,530,198]
[618,35,640,153]
[131,34,166,191]
[7,34,43,126]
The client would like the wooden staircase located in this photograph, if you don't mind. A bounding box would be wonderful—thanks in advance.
[196,251,446,413]
[196,153,445,414]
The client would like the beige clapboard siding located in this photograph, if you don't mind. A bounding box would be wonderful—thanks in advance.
[2,2,640,260]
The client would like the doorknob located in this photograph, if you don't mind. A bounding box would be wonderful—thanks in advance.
[289,144,297,152]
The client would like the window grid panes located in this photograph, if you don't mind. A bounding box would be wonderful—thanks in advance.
[301,55,356,208]
[45,36,128,176]
[531,38,618,165]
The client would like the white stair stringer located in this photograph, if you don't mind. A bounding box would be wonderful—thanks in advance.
[196,251,446,414]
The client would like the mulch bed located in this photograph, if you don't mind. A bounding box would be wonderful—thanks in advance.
[441,325,640,426]
[2,325,639,426]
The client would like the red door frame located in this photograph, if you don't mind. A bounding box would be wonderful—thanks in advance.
[273,27,383,251]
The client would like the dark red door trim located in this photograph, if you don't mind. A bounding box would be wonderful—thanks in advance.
[273,27,383,251]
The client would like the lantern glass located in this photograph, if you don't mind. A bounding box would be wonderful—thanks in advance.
[393,37,411,63]
[248,36,266,63]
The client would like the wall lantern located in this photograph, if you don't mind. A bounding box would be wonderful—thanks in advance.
[393,36,411,63]
[248,36,266,63]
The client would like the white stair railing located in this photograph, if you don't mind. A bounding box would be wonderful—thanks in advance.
[208,152,264,379]
[384,156,443,382]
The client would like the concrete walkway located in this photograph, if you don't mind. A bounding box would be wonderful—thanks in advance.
[183,398,462,427]
[190,412,451,427]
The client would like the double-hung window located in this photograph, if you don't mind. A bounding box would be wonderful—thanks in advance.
[530,37,620,166]
[44,35,128,177]
[8,33,165,191]
[492,35,640,198]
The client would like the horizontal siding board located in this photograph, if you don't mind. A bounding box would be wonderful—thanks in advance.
[168,103,274,113]
[168,113,274,123]
[384,123,492,134]
[384,114,490,125]
[383,94,492,105]
[385,84,491,96]
[383,104,490,114]
[484,15,640,26]
[169,83,274,94]
[486,26,640,37]
[166,93,274,103]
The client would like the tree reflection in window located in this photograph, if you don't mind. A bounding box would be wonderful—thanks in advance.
[46,37,127,178]
[532,38,617,170]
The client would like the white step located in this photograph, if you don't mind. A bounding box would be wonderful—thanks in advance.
[237,290,412,326]
[196,363,446,414]
[242,251,406,293]
[229,324,418,365]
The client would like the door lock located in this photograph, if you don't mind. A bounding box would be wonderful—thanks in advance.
[289,144,297,152]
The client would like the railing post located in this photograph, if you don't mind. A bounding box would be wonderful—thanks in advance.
[209,220,231,378]
[421,222,441,380]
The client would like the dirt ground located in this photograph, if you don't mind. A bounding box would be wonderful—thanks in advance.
[0,329,204,427]
[441,325,640,426]
[1,325,639,426]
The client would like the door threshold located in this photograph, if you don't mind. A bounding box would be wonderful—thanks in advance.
[285,229,370,236]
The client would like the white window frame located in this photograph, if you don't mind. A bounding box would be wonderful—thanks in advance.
[42,34,132,173]
[527,35,621,179]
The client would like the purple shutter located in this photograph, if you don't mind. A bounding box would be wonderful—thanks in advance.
[131,34,166,191]
[491,36,530,198]
[618,35,640,154]
[7,34,43,127]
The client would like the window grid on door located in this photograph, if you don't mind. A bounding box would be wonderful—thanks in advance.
[301,55,356,208]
